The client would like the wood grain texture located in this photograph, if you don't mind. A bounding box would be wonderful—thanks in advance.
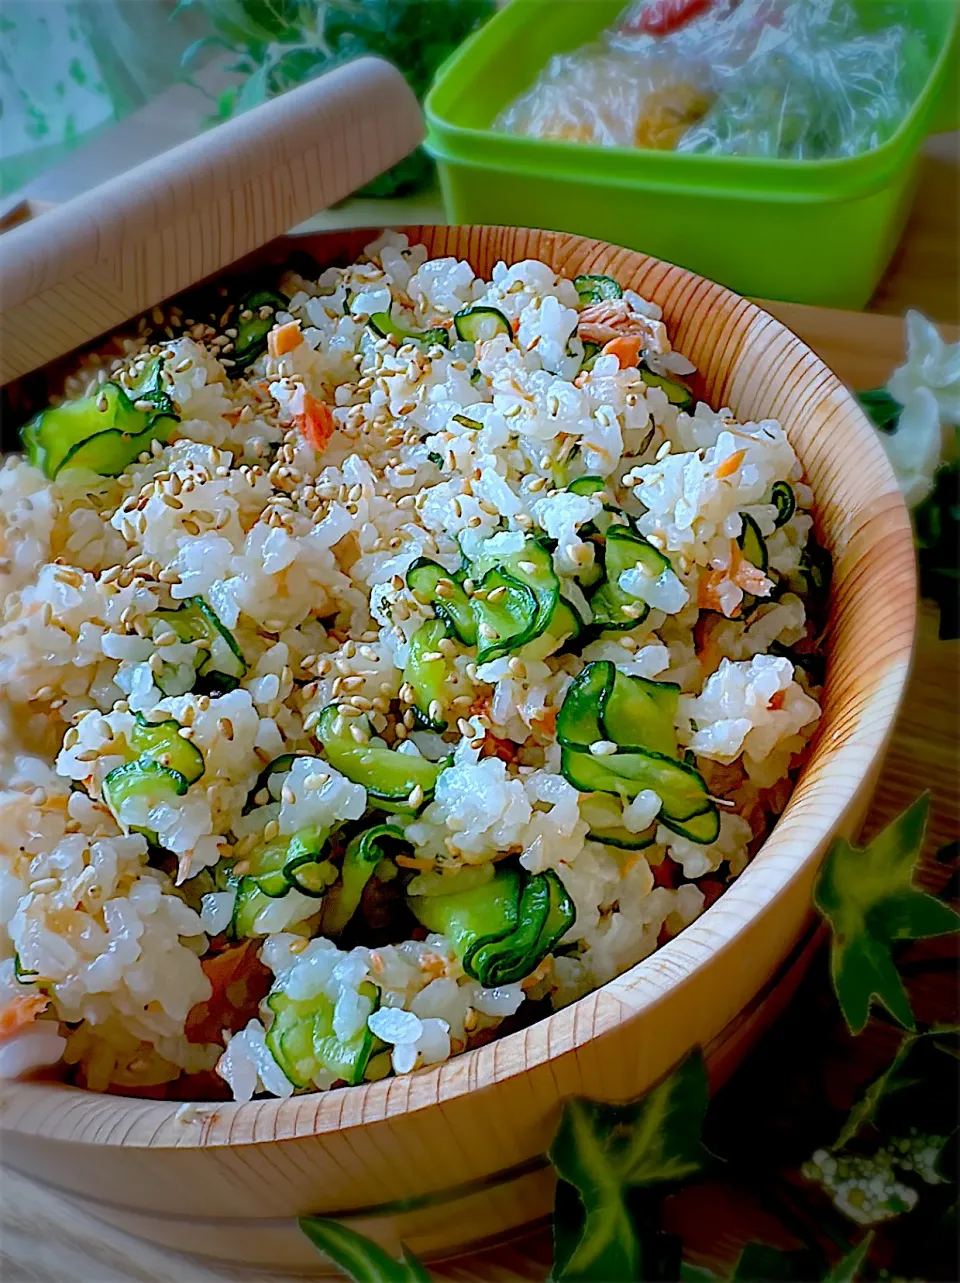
[0,228,917,1271]
[0,59,423,387]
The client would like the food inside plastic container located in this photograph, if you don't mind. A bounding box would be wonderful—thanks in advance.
[495,0,933,161]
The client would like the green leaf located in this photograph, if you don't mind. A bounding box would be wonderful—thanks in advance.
[180,34,232,69]
[233,62,271,115]
[857,387,902,433]
[548,1051,709,1280]
[814,795,960,1034]
[823,1234,873,1283]
[298,1217,430,1283]
[679,1263,718,1280]
[732,1245,822,1281]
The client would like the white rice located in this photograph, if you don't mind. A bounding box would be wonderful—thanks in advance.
[0,232,823,1100]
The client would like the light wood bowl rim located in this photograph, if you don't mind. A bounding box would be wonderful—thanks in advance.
[2,224,917,1149]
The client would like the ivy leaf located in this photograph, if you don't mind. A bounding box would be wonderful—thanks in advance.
[857,387,902,433]
[298,1217,430,1283]
[814,795,960,1035]
[548,1050,709,1280]
[823,1234,874,1283]
[731,1245,822,1281]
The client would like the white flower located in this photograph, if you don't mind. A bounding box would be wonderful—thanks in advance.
[880,311,960,507]
[888,310,960,425]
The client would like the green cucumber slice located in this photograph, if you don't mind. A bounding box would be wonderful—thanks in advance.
[368,310,449,349]
[638,363,694,410]
[453,306,512,343]
[452,413,482,430]
[535,869,576,955]
[266,981,379,1089]
[566,475,607,498]
[587,824,657,850]
[470,568,538,664]
[588,526,671,631]
[580,340,602,373]
[229,288,288,373]
[556,661,611,747]
[409,864,521,963]
[406,557,477,647]
[470,536,560,653]
[22,381,176,479]
[465,873,551,988]
[314,705,443,810]
[125,355,175,416]
[282,828,336,898]
[246,753,309,810]
[153,596,246,691]
[324,824,408,936]
[771,482,796,528]
[560,744,717,836]
[403,619,454,731]
[737,513,768,572]
[102,759,188,838]
[574,274,623,305]
[601,670,679,759]
[661,806,720,845]
[130,712,205,784]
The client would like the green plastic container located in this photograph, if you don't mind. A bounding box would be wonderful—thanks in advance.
[425,0,959,308]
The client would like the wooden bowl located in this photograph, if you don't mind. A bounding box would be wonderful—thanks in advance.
[0,225,916,1274]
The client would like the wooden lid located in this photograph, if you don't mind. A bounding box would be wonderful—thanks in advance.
[0,57,423,386]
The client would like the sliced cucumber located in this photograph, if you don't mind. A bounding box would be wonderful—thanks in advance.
[566,475,607,498]
[737,513,768,572]
[21,381,176,480]
[246,752,309,810]
[453,306,512,343]
[588,526,671,631]
[410,864,521,965]
[403,619,454,731]
[556,661,610,747]
[580,340,602,373]
[313,705,444,810]
[601,669,679,759]
[560,744,717,841]
[125,355,176,416]
[662,806,720,845]
[467,873,551,988]
[406,557,477,646]
[535,869,576,956]
[243,836,298,899]
[266,981,379,1090]
[130,712,205,784]
[153,596,247,692]
[470,536,560,654]
[587,824,657,850]
[771,481,796,528]
[470,568,539,664]
[283,828,336,897]
[410,864,575,988]
[638,363,694,411]
[557,661,678,758]
[324,824,408,936]
[368,310,449,349]
[451,413,482,431]
[229,288,288,373]
[574,274,623,305]
[103,759,188,837]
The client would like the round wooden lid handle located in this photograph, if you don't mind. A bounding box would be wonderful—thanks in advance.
[0,57,424,386]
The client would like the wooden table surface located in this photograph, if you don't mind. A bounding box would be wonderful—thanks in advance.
[1,137,957,1283]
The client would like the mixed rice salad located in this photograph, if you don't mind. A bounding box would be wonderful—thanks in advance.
[0,233,828,1101]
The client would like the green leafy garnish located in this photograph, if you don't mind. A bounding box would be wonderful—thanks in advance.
[299,1217,430,1283]
[548,1050,709,1280]
[814,794,960,1034]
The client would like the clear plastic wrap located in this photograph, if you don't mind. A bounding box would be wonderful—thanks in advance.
[495,0,932,161]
